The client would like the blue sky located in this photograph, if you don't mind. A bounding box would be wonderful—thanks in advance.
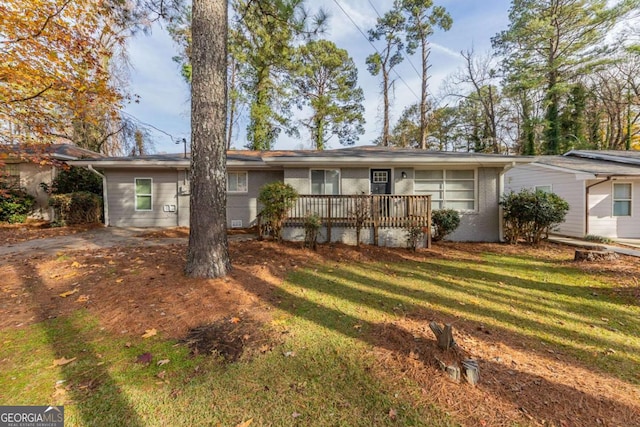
[123,0,512,154]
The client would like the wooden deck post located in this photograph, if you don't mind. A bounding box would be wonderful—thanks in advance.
[426,195,432,249]
[326,196,332,243]
[372,196,379,246]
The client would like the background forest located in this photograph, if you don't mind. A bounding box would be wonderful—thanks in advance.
[2,0,640,155]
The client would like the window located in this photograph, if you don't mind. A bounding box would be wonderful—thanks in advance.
[135,178,152,211]
[0,164,20,188]
[535,185,552,193]
[227,172,248,193]
[372,170,388,183]
[414,169,476,211]
[613,183,632,216]
[311,169,340,195]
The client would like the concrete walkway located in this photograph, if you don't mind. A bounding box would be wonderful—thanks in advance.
[548,235,640,258]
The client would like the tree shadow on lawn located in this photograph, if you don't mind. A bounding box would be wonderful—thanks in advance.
[14,262,144,427]
[464,250,640,307]
[295,263,640,371]
[234,264,640,426]
[368,259,640,337]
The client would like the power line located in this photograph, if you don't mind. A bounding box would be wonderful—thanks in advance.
[119,109,186,142]
[332,0,420,102]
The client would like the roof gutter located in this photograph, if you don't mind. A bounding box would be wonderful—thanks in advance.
[87,165,109,227]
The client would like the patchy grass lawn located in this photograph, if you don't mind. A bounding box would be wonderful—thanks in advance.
[1,239,639,426]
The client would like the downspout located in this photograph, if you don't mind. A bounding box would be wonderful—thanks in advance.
[88,165,109,227]
[498,162,516,242]
[584,176,612,237]
[175,169,180,227]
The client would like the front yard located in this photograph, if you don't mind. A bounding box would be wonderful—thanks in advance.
[0,234,639,426]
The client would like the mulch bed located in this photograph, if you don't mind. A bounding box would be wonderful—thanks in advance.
[1,229,639,426]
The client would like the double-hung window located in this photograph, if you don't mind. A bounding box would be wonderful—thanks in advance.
[414,169,476,211]
[613,183,632,216]
[227,172,248,193]
[135,178,153,211]
[311,169,340,195]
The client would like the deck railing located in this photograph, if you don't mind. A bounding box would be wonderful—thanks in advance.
[281,194,432,246]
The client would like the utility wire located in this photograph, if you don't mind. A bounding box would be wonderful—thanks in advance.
[332,0,420,102]
[119,109,186,142]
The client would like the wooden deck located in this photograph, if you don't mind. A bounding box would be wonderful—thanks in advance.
[282,194,432,247]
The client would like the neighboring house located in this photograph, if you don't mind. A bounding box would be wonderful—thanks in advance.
[72,146,531,246]
[0,144,103,219]
[505,150,640,239]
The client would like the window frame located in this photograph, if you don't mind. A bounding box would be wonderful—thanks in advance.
[413,168,477,212]
[134,177,153,212]
[372,170,389,184]
[535,185,553,193]
[0,163,20,188]
[227,171,248,193]
[310,169,341,195]
[612,182,632,217]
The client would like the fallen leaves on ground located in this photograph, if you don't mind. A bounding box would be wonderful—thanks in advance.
[52,357,76,367]
[141,328,157,339]
[59,289,78,298]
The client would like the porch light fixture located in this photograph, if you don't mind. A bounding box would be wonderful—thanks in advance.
[401,171,407,179]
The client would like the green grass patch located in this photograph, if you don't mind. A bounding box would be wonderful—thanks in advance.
[1,247,639,425]
[280,251,640,384]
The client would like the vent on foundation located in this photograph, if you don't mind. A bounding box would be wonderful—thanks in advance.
[231,220,243,228]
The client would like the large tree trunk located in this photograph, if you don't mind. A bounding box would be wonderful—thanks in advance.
[185,0,231,278]
[382,68,390,147]
[419,33,428,150]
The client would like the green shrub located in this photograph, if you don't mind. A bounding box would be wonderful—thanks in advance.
[303,213,321,250]
[405,221,427,251]
[431,209,461,242]
[45,166,103,196]
[500,189,569,245]
[585,235,613,244]
[49,191,102,226]
[0,187,35,223]
[257,182,298,241]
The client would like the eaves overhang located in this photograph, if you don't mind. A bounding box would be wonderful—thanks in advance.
[261,156,534,168]
[70,159,272,169]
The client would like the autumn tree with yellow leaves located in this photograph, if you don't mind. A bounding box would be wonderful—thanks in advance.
[0,0,125,148]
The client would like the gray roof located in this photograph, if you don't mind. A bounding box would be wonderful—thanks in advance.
[535,152,640,176]
[0,143,103,160]
[565,150,640,165]
[71,146,534,169]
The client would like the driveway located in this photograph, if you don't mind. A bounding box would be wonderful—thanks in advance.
[0,227,188,259]
[0,226,258,259]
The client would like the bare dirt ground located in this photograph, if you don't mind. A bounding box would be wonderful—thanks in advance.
[1,224,639,426]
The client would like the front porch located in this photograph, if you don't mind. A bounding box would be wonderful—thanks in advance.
[278,194,432,247]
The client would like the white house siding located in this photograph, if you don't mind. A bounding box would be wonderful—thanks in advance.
[505,164,585,238]
[283,168,309,193]
[340,168,369,194]
[19,163,56,219]
[228,170,283,228]
[394,168,413,195]
[105,168,181,227]
[445,167,502,242]
[587,178,640,238]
